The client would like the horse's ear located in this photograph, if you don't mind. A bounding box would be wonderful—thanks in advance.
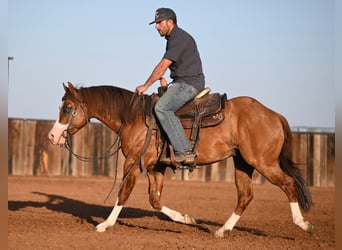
[66,81,77,94]
[63,82,68,91]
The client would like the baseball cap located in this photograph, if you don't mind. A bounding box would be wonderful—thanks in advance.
[149,8,177,25]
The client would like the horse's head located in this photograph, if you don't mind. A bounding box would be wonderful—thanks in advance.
[48,81,89,145]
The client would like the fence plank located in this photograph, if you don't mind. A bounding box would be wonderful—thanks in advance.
[327,134,335,187]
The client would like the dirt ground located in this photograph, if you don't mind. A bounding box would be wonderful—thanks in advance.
[8,175,335,249]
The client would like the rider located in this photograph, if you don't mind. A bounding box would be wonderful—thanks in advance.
[136,8,206,165]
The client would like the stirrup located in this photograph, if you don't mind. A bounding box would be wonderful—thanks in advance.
[195,87,211,99]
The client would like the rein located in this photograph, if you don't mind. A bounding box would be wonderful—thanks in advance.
[103,93,152,204]
[64,125,123,162]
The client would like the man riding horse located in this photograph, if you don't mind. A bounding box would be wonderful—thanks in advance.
[47,7,313,236]
[135,8,205,165]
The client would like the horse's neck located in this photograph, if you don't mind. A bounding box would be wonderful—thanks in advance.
[82,87,140,133]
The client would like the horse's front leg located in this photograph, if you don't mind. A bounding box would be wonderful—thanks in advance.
[147,167,196,225]
[96,158,141,232]
[96,198,123,232]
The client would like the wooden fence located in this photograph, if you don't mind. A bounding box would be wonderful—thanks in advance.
[8,118,335,187]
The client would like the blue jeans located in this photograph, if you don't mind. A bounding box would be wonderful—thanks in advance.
[154,82,199,153]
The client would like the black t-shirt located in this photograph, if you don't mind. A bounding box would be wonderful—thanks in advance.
[163,26,205,92]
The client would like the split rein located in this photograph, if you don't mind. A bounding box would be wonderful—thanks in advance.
[63,126,123,163]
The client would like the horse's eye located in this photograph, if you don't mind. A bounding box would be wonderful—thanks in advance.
[63,105,73,113]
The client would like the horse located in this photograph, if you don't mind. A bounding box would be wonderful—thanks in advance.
[48,81,313,237]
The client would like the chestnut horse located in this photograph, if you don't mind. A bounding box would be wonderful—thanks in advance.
[48,82,313,237]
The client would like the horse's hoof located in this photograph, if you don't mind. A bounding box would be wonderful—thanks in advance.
[214,230,225,238]
[184,214,197,225]
[306,223,314,233]
[95,223,107,233]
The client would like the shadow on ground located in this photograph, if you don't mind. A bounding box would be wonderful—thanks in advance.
[8,191,294,240]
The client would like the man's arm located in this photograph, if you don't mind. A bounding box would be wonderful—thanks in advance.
[136,58,172,95]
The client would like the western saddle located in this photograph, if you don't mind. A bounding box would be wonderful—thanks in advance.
[145,86,227,169]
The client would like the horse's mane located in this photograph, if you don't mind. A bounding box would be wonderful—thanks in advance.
[71,85,148,123]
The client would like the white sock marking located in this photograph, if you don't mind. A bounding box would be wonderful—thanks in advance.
[161,206,186,223]
[215,212,240,237]
[290,202,310,230]
[96,199,123,232]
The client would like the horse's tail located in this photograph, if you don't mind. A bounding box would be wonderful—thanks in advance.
[279,116,313,212]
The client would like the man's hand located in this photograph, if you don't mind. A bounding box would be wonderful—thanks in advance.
[136,58,171,95]
[135,85,148,95]
[159,77,167,87]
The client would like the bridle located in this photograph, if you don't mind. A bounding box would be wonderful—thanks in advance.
[62,97,123,162]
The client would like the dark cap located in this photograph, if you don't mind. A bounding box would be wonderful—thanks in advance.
[149,8,177,25]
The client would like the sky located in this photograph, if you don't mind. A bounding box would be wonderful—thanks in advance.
[8,0,335,129]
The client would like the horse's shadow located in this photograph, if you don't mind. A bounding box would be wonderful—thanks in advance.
[8,192,170,227]
[7,192,212,234]
[8,192,294,239]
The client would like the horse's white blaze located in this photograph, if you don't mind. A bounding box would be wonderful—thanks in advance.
[214,212,240,237]
[290,202,311,231]
[96,199,123,232]
[47,119,69,145]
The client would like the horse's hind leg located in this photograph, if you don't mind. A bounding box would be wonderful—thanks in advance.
[215,153,254,237]
[255,160,313,232]
[147,167,196,225]
[146,167,165,210]
[96,158,141,232]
